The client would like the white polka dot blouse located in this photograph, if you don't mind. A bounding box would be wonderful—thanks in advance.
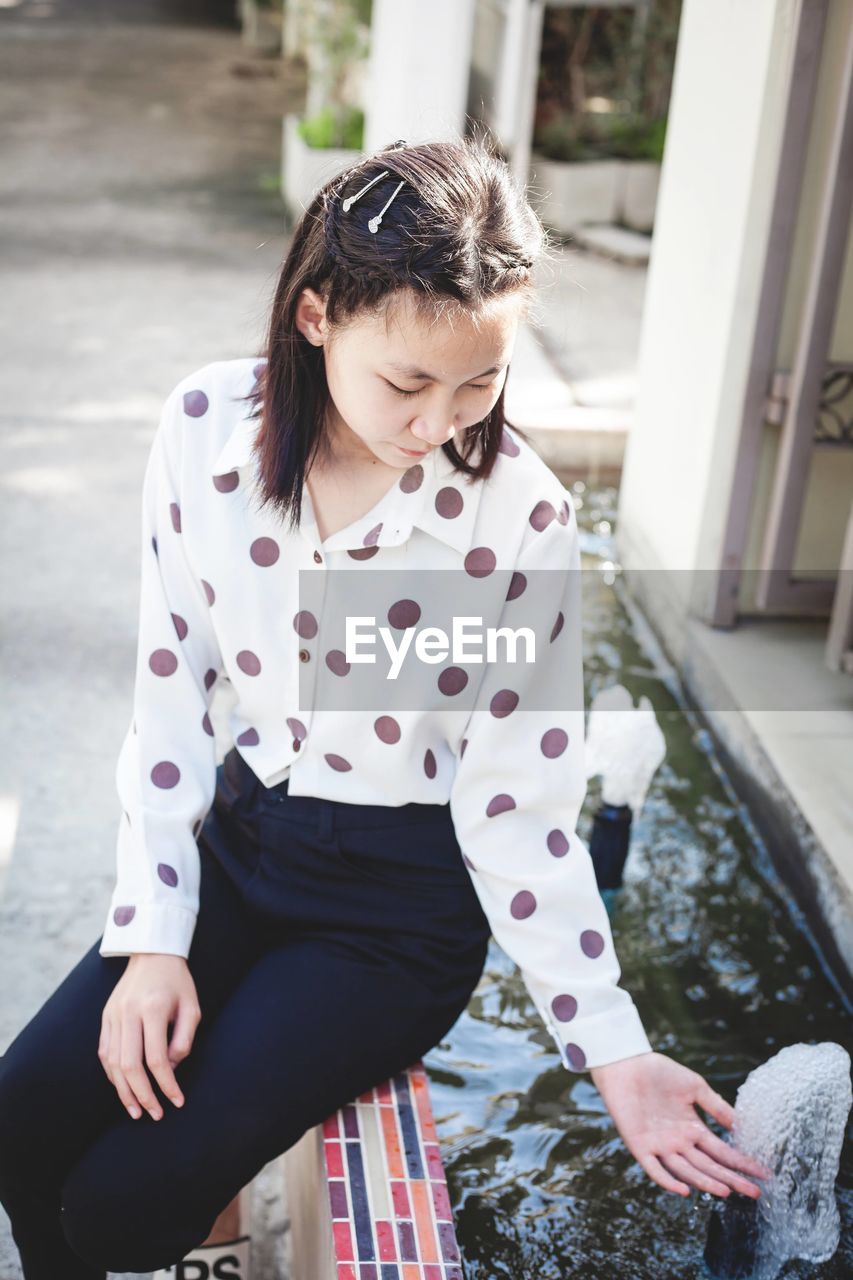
[99,356,653,1073]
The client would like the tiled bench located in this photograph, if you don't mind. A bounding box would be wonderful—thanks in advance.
[284,1059,465,1280]
[153,1059,465,1280]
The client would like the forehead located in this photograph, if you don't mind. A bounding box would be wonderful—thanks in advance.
[345,289,524,372]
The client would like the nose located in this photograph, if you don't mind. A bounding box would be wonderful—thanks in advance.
[410,415,457,447]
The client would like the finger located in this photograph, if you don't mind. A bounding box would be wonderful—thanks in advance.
[167,997,199,1071]
[696,1081,736,1130]
[663,1150,730,1198]
[687,1145,762,1198]
[143,1012,184,1109]
[108,1039,143,1121]
[696,1131,771,1181]
[103,1014,143,1119]
[98,1017,113,1085]
[642,1152,691,1196]
[120,1015,162,1121]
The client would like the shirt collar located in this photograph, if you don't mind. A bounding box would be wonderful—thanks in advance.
[211,412,483,557]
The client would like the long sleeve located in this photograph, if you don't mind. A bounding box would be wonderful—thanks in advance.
[448,489,653,1073]
[99,380,224,958]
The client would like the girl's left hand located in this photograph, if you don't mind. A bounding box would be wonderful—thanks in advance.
[589,1051,772,1198]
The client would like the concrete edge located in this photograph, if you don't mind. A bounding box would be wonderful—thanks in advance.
[620,565,853,1009]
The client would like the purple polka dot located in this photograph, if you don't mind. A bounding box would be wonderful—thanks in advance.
[557,498,571,525]
[424,748,437,779]
[486,793,516,817]
[169,502,181,533]
[237,727,259,746]
[325,753,352,772]
[202,579,215,606]
[375,715,401,744]
[348,546,379,561]
[530,500,557,531]
[326,649,351,677]
[171,613,188,641]
[113,905,135,926]
[204,668,218,691]
[152,536,158,557]
[490,689,518,718]
[202,712,214,737]
[253,359,266,380]
[552,994,578,1022]
[550,611,564,643]
[250,537,280,566]
[511,890,537,919]
[465,547,496,578]
[438,666,468,696]
[293,610,318,639]
[149,648,177,676]
[435,487,463,519]
[547,828,569,857]
[157,863,178,888]
[183,389,209,417]
[506,571,527,601]
[498,429,520,457]
[581,929,605,959]
[213,472,239,493]
[286,717,307,741]
[462,852,476,871]
[387,598,421,629]
[460,737,468,758]
[541,727,568,757]
[363,522,383,546]
[566,1043,587,1071]
[399,464,424,493]
[236,649,261,676]
[151,761,180,789]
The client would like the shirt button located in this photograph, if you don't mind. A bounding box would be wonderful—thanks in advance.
[313,550,322,564]
[299,648,310,663]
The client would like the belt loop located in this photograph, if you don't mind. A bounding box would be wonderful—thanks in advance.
[318,800,335,843]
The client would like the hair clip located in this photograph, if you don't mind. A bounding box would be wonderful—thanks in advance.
[368,180,405,234]
[342,170,389,212]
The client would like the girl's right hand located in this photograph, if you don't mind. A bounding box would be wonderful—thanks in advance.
[99,953,201,1121]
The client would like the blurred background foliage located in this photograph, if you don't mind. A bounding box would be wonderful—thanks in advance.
[534,0,682,162]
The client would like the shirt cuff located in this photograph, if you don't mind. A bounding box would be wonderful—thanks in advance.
[536,992,654,1073]
[99,900,197,959]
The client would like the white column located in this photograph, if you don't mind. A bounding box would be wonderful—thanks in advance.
[616,0,804,617]
[365,0,477,151]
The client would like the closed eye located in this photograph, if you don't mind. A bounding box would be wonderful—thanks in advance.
[385,380,494,399]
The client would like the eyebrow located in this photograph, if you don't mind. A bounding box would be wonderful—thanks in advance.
[386,360,505,382]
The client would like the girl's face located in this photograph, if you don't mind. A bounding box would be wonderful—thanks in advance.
[295,286,526,470]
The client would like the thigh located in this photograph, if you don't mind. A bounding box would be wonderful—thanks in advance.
[0,835,265,1181]
[59,929,484,1251]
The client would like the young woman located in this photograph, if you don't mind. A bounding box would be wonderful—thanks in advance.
[0,137,768,1279]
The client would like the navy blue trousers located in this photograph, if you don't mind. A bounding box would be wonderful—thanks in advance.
[0,748,491,1278]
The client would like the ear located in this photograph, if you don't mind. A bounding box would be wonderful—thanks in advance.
[294,287,329,346]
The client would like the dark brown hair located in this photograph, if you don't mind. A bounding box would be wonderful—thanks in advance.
[239,134,548,531]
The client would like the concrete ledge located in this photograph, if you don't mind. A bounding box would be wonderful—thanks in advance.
[618,562,853,1005]
[505,321,630,476]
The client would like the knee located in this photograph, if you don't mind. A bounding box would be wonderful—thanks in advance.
[59,1155,215,1274]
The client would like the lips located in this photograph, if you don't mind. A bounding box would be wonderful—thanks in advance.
[398,444,428,456]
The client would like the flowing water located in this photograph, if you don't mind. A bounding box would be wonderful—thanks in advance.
[423,484,853,1280]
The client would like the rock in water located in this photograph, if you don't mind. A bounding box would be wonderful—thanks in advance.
[704,1042,851,1280]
